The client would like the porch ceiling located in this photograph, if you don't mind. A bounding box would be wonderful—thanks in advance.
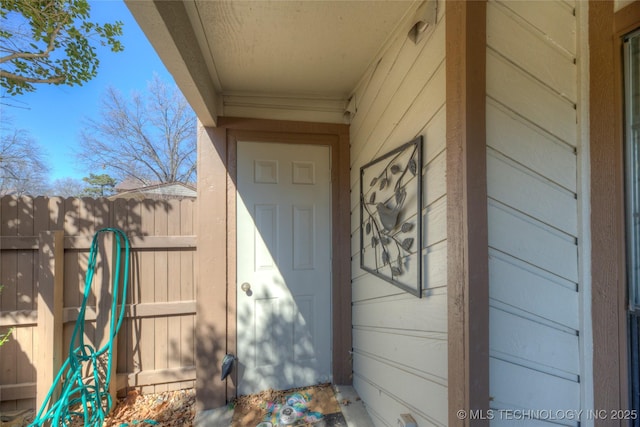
[125,0,417,126]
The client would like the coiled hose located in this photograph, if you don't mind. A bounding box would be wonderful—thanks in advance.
[30,228,130,426]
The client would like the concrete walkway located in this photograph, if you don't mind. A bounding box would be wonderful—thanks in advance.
[194,385,374,427]
[333,385,375,427]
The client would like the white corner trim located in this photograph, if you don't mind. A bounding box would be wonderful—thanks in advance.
[575,1,595,425]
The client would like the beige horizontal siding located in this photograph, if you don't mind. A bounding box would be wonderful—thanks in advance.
[486,1,582,423]
[349,2,448,426]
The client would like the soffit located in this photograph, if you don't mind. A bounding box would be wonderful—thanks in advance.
[127,0,418,124]
[191,1,413,98]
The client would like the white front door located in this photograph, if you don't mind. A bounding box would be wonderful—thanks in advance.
[236,141,332,395]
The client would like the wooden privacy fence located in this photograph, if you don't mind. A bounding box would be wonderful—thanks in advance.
[0,196,197,413]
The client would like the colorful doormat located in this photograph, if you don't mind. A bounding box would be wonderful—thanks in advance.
[232,384,347,426]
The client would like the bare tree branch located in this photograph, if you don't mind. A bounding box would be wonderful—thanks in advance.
[77,76,196,185]
[0,123,51,195]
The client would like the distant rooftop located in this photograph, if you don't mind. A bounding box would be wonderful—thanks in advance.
[111,181,196,200]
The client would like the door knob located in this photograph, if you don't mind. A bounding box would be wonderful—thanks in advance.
[240,282,252,295]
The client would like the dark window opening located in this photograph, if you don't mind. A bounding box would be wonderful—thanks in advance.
[624,29,640,425]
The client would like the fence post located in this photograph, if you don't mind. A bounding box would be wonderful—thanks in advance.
[36,230,64,410]
[95,231,118,410]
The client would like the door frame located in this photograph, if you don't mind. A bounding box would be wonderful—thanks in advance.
[196,117,351,410]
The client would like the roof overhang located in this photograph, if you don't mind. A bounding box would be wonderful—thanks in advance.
[125,0,432,126]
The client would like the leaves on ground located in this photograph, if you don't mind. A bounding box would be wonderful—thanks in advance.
[103,389,195,427]
[44,383,343,427]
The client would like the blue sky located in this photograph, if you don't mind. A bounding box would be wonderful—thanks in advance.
[1,0,175,182]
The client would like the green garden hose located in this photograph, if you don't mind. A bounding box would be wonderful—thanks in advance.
[30,228,130,427]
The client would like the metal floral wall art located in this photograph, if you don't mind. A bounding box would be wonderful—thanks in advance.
[360,136,423,297]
